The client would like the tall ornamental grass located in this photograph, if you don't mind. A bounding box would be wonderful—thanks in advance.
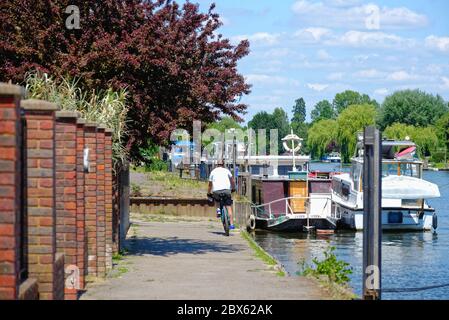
[25,72,129,165]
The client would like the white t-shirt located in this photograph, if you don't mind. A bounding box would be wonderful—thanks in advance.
[209,167,233,192]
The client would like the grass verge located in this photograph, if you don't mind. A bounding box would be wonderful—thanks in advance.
[240,230,286,277]
[305,275,357,300]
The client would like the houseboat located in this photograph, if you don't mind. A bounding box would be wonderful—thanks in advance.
[250,169,339,232]
[234,150,340,232]
[331,138,440,231]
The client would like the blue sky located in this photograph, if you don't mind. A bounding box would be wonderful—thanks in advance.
[189,0,449,123]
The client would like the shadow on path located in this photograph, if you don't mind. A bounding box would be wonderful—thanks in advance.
[125,236,243,257]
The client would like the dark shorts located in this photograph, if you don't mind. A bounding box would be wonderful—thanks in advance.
[212,189,233,206]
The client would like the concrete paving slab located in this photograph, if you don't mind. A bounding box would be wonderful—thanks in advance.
[81,219,331,300]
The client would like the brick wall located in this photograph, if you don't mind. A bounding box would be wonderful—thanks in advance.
[0,82,119,300]
[21,99,62,300]
[55,111,78,299]
[96,127,106,277]
[83,123,98,277]
[0,84,24,300]
[76,118,87,290]
[104,129,113,271]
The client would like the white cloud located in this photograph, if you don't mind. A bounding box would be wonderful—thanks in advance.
[354,69,385,78]
[232,32,280,46]
[245,74,300,87]
[245,74,285,85]
[441,77,449,90]
[381,7,428,29]
[327,72,344,81]
[291,0,427,30]
[387,70,417,81]
[425,64,443,75]
[262,48,292,58]
[374,88,389,96]
[317,49,332,60]
[353,54,378,63]
[307,83,329,91]
[294,27,332,42]
[324,0,361,7]
[425,35,449,53]
[294,28,415,50]
[333,30,415,49]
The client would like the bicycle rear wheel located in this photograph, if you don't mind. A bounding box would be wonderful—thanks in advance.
[222,207,230,236]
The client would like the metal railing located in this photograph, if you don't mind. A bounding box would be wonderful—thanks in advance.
[250,195,333,225]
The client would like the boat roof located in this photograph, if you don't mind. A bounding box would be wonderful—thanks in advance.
[382,140,416,147]
[352,157,423,164]
[381,140,415,159]
[353,139,420,162]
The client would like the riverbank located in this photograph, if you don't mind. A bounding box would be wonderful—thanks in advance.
[130,168,208,199]
[80,214,336,300]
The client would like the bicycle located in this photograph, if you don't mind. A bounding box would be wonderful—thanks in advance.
[208,192,231,236]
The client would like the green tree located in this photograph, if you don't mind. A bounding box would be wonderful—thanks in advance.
[383,123,439,158]
[207,116,243,132]
[383,123,415,141]
[292,122,310,155]
[248,111,275,154]
[414,127,439,158]
[311,100,335,123]
[379,90,448,129]
[307,119,338,159]
[291,98,306,124]
[248,108,290,154]
[272,108,291,154]
[337,104,377,162]
[435,112,449,159]
[290,98,309,154]
[333,90,378,115]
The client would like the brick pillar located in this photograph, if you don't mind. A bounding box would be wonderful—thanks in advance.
[0,83,24,300]
[112,170,120,255]
[55,111,78,300]
[84,123,97,277]
[21,99,63,300]
[76,118,87,290]
[104,129,113,272]
[96,126,106,277]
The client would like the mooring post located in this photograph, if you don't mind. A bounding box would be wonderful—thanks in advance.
[362,126,382,300]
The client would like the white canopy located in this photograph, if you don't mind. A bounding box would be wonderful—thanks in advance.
[382,175,440,199]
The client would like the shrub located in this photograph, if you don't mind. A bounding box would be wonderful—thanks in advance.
[144,159,168,172]
[25,72,129,165]
[299,245,352,285]
[130,183,142,197]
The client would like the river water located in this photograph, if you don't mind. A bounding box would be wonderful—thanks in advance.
[252,163,449,300]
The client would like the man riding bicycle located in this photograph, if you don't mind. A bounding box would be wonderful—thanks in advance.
[207,160,236,230]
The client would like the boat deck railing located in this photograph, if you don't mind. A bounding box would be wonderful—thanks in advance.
[251,195,333,221]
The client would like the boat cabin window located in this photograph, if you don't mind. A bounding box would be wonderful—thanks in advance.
[350,162,362,191]
[402,199,424,207]
[331,179,350,200]
[341,183,350,198]
[381,162,421,178]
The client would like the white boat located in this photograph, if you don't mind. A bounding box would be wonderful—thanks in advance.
[322,152,341,163]
[331,139,440,231]
[250,171,338,232]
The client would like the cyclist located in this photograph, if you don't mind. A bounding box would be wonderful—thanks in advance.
[207,160,236,230]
